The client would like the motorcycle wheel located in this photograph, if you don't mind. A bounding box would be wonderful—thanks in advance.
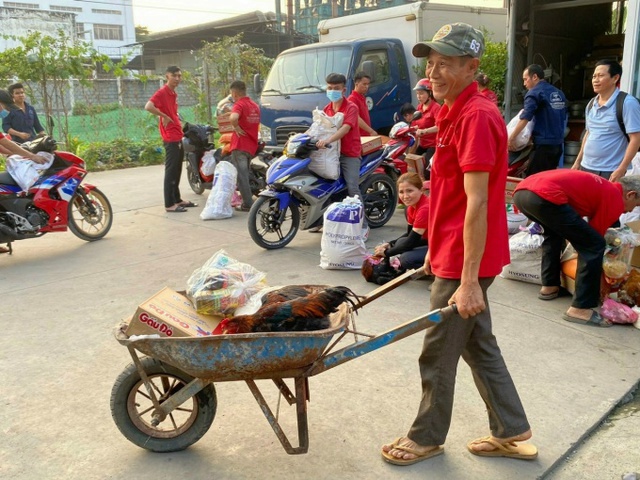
[67,187,113,241]
[110,357,217,453]
[248,196,300,249]
[186,163,205,195]
[361,173,398,229]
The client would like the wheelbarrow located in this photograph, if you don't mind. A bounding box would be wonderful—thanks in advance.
[110,269,457,454]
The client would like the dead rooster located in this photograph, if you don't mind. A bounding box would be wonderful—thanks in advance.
[213,286,361,334]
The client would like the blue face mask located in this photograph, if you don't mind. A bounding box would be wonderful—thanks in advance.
[0,109,8,119]
[326,89,342,102]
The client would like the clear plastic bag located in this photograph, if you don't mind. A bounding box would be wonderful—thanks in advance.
[200,150,216,176]
[603,226,640,280]
[506,110,535,151]
[186,250,267,315]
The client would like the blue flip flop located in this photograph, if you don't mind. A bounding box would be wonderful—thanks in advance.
[562,311,610,327]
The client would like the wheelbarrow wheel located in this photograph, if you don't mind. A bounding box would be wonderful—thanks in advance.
[110,357,217,452]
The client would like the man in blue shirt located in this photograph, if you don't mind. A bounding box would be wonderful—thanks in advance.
[572,60,640,182]
[2,83,45,144]
[508,64,567,176]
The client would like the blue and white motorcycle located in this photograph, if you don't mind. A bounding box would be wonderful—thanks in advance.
[248,133,399,249]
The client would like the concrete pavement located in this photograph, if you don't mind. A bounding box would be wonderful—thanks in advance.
[1,165,639,479]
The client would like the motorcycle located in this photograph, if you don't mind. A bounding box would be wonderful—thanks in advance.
[507,144,534,178]
[0,136,113,253]
[183,123,273,197]
[248,133,399,250]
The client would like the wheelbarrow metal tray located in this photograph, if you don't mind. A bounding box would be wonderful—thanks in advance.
[115,304,350,382]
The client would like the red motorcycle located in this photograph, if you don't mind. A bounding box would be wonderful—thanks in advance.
[0,136,113,253]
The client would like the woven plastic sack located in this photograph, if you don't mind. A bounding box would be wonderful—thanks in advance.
[305,109,343,179]
[320,196,367,269]
[5,152,55,191]
[186,249,267,315]
[506,110,535,151]
[500,230,544,284]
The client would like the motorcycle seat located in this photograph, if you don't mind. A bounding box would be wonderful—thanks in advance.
[0,171,18,186]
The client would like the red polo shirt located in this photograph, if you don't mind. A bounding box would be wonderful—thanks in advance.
[148,85,182,142]
[230,96,260,154]
[323,97,361,158]
[514,169,624,235]
[0,132,4,139]
[480,88,499,107]
[348,90,372,136]
[414,100,441,148]
[407,193,429,241]
[428,82,510,279]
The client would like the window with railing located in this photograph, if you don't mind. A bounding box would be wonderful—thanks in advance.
[92,8,121,15]
[93,24,123,41]
[51,5,82,12]
[4,1,39,9]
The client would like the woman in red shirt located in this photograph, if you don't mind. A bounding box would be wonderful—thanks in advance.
[412,79,440,163]
[476,73,499,107]
[374,173,428,269]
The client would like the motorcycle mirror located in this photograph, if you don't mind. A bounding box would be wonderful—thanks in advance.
[412,111,423,121]
[393,112,400,123]
[254,73,263,94]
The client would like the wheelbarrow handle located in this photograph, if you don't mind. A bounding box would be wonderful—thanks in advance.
[354,268,425,310]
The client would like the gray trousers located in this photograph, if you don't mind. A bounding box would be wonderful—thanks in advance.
[340,155,361,198]
[230,149,253,208]
[408,277,530,445]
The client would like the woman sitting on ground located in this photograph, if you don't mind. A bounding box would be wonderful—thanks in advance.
[374,173,428,270]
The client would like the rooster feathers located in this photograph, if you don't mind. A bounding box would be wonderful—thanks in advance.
[215,285,360,334]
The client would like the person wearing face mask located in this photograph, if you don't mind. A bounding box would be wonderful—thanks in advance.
[316,73,362,200]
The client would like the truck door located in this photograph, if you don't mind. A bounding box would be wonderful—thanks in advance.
[352,41,412,134]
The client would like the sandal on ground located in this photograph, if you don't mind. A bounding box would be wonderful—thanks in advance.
[467,436,538,460]
[0,246,10,254]
[179,201,198,208]
[381,437,444,466]
[562,310,610,328]
[166,205,187,213]
[538,286,569,301]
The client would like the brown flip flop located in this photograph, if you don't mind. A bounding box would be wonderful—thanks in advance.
[467,436,538,460]
[381,437,444,466]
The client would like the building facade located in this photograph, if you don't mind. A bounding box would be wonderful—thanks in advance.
[0,0,136,57]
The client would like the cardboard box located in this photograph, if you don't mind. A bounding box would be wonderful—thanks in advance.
[505,176,522,206]
[561,273,576,295]
[126,287,222,338]
[626,221,640,268]
[216,113,234,133]
[361,135,382,155]
[404,153,426,181]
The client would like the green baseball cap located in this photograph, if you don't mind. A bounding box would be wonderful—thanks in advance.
[413,23,485,59]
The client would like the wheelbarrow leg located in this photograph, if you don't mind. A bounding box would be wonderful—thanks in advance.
[246,377,310,454]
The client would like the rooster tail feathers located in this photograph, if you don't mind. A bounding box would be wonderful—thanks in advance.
[326,286,364,312]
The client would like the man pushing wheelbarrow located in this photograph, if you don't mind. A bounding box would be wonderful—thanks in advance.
[381,23,538,465]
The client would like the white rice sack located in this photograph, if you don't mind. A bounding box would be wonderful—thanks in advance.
[500,230,544,284]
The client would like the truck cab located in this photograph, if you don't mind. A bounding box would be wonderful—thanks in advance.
[256,38,411,153]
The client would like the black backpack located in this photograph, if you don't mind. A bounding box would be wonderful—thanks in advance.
[586,91,640,149]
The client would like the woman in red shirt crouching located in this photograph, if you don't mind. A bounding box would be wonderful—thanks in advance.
[374,173,428,270]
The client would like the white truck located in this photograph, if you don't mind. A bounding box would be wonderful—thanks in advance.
[255,1,507,151]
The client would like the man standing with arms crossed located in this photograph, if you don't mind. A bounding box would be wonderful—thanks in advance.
[381,23,536,465]
[145,66,196,213]
[572,59,640,182]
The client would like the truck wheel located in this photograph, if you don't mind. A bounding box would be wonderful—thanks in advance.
[361,173,397,228]
[110,357,217,452]
[186,163,205,195]
[248,196,300,249]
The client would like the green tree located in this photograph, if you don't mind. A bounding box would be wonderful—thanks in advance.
[479,34,508,106]
[135,25,151,41]
[0,30,124,144]
[182,33,274,123]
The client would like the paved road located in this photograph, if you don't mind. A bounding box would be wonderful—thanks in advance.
[1,165,638,479]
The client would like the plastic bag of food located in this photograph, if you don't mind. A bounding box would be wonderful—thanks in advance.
[506,110,535,151]
[603,226,640,280]
[186,250,267,315]
[601,297,638,324]
[200,150,216,176]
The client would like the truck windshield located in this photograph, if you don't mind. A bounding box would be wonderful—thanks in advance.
[263,45,353,95]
